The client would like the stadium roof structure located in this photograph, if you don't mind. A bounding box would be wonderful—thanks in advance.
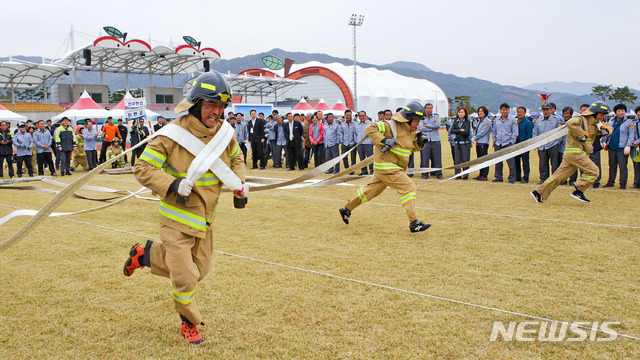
[224,72,305,101]
[0,59,73,101]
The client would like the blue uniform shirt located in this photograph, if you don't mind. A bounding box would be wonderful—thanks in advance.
[419,115,441,142]
[323,121,340,147]
[472,117,492,145]
[532,115,563,150]
[492,116,519,146]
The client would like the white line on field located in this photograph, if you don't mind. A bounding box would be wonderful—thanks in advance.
[12,213,636,341]
[259,193,640,230]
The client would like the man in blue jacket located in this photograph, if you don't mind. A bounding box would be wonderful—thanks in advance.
[13,123,34,177]
[419,103,443,179]
[34,120,57,176]
[514,106,533,183]
[55,117,76,176]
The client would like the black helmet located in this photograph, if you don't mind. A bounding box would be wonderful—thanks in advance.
[175,71,232,113]
[587,101,610,115]
[399,101,426,122]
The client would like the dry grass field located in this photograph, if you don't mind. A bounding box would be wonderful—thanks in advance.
[0,141,638,359]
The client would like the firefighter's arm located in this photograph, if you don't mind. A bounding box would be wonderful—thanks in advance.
[566,117,588,139]
[228,135,245,182]
[134,137,175,197]
[365,121,386,145]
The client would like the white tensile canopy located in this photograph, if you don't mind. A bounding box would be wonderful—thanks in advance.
[0,103,28,128]
[52,90,113,122]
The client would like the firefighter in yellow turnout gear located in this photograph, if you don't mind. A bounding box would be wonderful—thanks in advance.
[122,71,246,344]
[71,125,89,171]
[340,102,431,232]
[531,101,613,203]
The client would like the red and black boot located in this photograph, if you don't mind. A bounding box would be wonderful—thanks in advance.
[123,243,146,276]
[180,315,204,344]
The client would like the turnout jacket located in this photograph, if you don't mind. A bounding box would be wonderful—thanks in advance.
[565,115,613,156]
[367,113,421,175]
[134,114,245,237]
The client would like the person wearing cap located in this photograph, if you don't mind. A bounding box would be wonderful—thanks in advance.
[13,122,34,177]
[492,103,519,183]
[33,120,57,176]
[531,101,613,203]
[122,71,246,345]
[603,103,633,189]
[339,102,431,233]
[532,103,563,184]
[55,117,76,176]
[107,137,126,168]
[0,121,15,178]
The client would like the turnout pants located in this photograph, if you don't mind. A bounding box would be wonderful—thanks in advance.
[535,150,599,201]
[345,169,418,222]
[72,154,88,170]
[420,141,442,177]
[148,224,214,325]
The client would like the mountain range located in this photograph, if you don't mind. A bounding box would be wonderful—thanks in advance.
[3,51,637,112]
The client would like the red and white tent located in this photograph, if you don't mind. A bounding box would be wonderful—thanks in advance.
[291,97,314,112]
[0,104,27,127]
[52,90,112,122]
[331,99,350,116]
[314,98,332,112]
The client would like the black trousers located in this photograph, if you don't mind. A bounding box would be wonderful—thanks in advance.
[475,144,489,178]
[240,143,247,164]
[312,143,325,167]
[53,143,61,169]
[37,152,55,175]
[341,144,358,172]
[99,141,112,163]
[514,151,530,181]
[537,145,559,181]
[453,143,470,179]
[60,150,72,174]
[86,150,98,170]
[607,150,628,185]
[130,144,145,167]
[303,147,312,168]
[420,141,443,177]
[286,145,303,170]
[325,144,340,173]
[0,154,14,178]
[251,140,265,168]
[16,155,33,177]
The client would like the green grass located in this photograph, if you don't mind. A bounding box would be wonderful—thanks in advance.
[0,141,638,359]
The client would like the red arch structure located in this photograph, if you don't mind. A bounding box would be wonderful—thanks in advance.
[285,66,354,110]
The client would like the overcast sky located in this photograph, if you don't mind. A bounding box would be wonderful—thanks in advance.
[2,0,638,88]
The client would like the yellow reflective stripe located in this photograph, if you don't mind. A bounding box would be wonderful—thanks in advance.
[565,147,587,156]
[230,143,240,159]
[377,121,385,133]
[170,280,195,305]
[390,147,411,157]
[580,175,597,181]
[373,162,402,170]
[139,148,166,168]
[159,201,208,231]
[163,166,220,186]
[400,192,416,204]
[357,187,368,203]
[544,177,558,189]
[201,83,216,91]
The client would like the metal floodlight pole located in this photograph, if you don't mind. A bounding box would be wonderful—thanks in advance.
[348,14,364,111]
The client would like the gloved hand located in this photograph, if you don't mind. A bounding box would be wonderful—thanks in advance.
[233,182,249,209]
[597,121,609,135]
[416,132,428,148]
[604,144,609,151]
[169,177,194,205]
[380,138,397,154]
[624,146,631,156]
[579,136,588,142]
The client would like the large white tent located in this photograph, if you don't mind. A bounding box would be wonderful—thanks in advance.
[272,61,449,117]
[0,104,27,128]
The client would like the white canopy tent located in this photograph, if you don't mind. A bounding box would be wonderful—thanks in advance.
[0,103,28,128]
